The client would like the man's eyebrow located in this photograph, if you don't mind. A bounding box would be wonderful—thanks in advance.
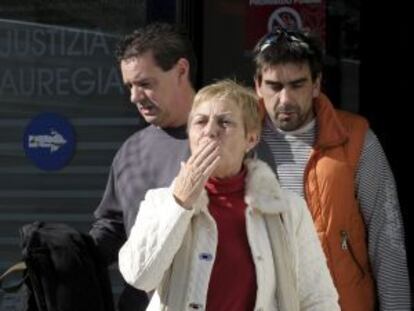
[289,77,308,84]
[124,76,154,86]
[264,77,308,85]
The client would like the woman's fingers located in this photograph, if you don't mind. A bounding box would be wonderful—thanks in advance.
[201,154,221,183]
[188,140,218,167]
[173,141,221,209]
[186,144,219,184]
[197,145,220,176]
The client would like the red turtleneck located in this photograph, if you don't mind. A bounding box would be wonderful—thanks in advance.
[205,167,257,311]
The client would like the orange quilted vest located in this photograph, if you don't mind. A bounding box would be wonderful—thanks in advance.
[304,94,376,311]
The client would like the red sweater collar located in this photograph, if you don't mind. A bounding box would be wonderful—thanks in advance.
[205,166,246,195]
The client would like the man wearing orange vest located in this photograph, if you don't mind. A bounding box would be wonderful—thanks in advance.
[254,28,411,311]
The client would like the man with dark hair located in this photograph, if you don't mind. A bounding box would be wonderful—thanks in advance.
[90,22,196,310]
[254,28,411,311]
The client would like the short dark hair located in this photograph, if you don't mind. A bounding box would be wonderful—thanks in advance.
[253,28,323,82]
[116,22,197,85]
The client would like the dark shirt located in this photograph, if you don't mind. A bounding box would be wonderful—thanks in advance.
[90,124,189,310]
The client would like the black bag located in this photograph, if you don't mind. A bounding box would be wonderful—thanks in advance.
[0,222,115,311]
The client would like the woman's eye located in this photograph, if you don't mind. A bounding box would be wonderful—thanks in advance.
[194,119,206,125]
[220,120,231,127]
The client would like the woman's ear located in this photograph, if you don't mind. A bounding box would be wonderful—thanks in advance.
[246,131,260,153]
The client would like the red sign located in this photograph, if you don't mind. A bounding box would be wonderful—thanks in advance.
[246,0,326,49]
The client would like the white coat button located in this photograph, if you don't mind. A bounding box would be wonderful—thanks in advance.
[199,252,213,261]
[189,302,203,309]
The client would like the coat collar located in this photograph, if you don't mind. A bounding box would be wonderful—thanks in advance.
[314,93,348,149]
[193,159,289,215]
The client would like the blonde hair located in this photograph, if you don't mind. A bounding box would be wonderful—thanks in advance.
[191,79,262,135]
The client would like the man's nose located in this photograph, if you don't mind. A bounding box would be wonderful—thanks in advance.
[279,87,292,104]
[130,86,146,104]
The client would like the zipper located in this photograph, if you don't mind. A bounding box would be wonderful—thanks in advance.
[340,230,365,277]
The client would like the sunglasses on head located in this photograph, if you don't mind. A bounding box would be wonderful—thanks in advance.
[257,28,310,54]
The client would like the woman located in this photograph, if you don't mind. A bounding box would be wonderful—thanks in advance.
[119,80,339,311]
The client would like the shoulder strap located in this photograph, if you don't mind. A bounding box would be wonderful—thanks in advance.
[0,261,27,293]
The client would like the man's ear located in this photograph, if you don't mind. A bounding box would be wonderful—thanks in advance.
[176,58,190,82]
[254,77,263,97]
[254,77,266,121]
[312,74,322,98]
[257,98,266,121]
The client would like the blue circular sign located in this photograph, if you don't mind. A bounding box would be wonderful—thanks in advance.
[23,113,76,171]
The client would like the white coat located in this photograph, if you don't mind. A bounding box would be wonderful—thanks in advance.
[119,159,339,311]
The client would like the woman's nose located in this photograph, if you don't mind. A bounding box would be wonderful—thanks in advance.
[204,120,219,138]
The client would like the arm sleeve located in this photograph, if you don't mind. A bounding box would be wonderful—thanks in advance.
[356,129,411,310]
[118,188,194,292]
[291,194,340,311]
[90,165,126,266]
